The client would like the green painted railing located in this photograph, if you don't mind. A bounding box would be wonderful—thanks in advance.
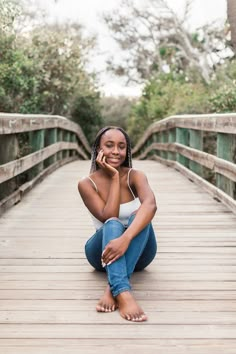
[0,113,90,215]
[132,113,236,214]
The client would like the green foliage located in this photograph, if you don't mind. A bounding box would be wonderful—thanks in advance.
[1,0,236,149]
[0,34,37,112]
[0,0,20,33]
[17,23,98,117]
[209,85,236,112]
[71,92,104,144]
[127,72,212,143]
[101,96,137,130]
[0,0,103,142]
[207,60,236,113]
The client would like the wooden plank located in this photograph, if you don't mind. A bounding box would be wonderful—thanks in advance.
[0,323,236,338]
[0,289,236,300]
[1,299,236,311]
[1,264,236,271]
[1,257,236,265]
[1,339,236,354]
[0,310,236,324]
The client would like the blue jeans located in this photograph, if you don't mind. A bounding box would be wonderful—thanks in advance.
[85,214,157,297]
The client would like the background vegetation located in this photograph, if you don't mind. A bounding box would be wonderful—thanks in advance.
[0,0,236,146]
[0,0,103,144]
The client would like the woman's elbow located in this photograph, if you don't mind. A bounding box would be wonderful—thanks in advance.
[152,201,157,215]
[145,198,157,215]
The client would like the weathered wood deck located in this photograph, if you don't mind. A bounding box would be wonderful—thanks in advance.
[0,160,236,353]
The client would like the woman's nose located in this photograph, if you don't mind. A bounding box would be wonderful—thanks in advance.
[112,146,119,154]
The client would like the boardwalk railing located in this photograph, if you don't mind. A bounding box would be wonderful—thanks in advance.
[0,113,90,215]
[132,113,236,214]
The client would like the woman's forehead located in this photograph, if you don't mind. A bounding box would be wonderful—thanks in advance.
[101,129,126,142]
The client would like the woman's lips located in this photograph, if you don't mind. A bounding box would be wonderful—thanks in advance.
[107,157,120,162]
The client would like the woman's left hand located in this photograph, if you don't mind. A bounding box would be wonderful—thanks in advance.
[101,236,130,266]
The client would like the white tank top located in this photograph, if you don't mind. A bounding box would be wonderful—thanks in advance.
[88,169,141,230]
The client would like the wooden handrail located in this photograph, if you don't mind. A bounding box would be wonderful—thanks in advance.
[0,113,91,154]
[0,113,91,215]
[132,113,236,214]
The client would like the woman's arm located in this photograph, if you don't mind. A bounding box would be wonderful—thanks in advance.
[78,173,120,223]
[78,150,121,222]
[122,169,157,241]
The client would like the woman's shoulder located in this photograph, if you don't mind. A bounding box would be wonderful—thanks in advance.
[78,171,101,192]
[129,168,147,179]
[77,176,89,193]
[78,170,99,183]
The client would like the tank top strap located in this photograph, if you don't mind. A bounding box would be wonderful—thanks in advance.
[127,169,136,200]
[87,176,98,192]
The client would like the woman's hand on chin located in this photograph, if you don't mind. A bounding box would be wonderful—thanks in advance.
[96,149,119,178]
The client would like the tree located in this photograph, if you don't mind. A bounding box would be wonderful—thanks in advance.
[19,22,96,115]
[70,91,104,145]
[101,95,137,129]
[0,0,103,142]
[103,0,230,85]
[227,0,236,53]
[0,0,20,33]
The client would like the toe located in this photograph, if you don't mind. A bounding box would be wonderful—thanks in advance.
[125,313,131,321]
[141,313,148,321]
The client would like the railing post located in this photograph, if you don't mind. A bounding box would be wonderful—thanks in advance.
[57,129,63,161]
[189,129,203,177]
[160,130,168,160]
[63,130,70,159]
[168,128,176,161]
[29,129,45,178]
[176,128,189,167]
[71,133,77,157]
[45,128,57,167]
[216,133,236,197]
[155,133,161,157]
[0,134,19,199]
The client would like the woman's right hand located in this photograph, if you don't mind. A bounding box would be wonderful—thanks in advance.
[96,149,118,178]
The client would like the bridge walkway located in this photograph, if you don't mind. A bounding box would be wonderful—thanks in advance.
[0,160,236,353]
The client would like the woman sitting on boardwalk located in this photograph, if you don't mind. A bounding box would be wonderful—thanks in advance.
[78,126,157,322]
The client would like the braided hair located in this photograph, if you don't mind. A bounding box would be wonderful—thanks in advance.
[90,126,132,173]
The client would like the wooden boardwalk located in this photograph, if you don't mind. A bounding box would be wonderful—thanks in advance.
[0,160,236,354]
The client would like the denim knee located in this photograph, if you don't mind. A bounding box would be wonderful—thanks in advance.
[104,218,125,232]
[105,217,124,226]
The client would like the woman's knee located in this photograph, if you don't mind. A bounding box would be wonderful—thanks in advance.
[104,217,125,230]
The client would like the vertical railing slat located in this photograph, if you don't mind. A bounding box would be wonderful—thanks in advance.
[176,128,189,167]
[29,129,45,178]
[0,134,19,199]
[216,133,235,197]
[189,129,203,177]
[168,128,176,161]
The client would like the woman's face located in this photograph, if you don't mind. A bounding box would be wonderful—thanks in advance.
[99,129,127,168]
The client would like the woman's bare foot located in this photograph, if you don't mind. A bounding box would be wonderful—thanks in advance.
[116,291,148,322]
[96,285,117,312]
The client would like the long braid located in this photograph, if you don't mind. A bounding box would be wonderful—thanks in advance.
[90,126,132,173]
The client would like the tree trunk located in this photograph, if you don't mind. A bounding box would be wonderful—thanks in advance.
[228,0,236,53]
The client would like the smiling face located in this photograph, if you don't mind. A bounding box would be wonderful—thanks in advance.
[99,129,127,168]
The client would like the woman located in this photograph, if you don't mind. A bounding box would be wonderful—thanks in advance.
[78,126,157,322]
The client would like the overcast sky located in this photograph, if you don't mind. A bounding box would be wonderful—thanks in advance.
[37,0,227,96]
